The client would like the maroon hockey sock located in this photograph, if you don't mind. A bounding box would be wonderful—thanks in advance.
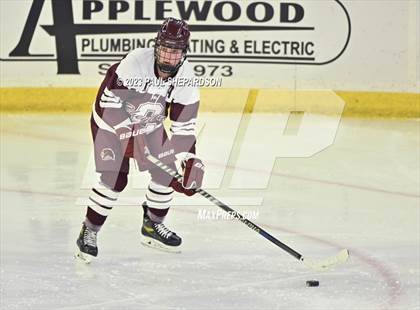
[147,207,169,223]
[85,207,106,231]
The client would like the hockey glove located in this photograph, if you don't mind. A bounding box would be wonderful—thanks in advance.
[170,157,204,196]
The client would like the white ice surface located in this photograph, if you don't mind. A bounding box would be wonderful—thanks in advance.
[0,113,419,310]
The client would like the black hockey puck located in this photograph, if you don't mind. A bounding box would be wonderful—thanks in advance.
[306,280,319,287]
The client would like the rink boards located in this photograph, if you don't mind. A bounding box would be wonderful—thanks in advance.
[1,87,419,118]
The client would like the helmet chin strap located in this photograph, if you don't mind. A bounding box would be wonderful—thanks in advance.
[157,63,176,75]
[156,54,186,76]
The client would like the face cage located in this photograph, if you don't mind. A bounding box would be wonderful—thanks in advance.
[154,42,187,75]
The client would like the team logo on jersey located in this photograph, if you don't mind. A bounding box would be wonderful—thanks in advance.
[100,148,115,161]
[125,102,165,126]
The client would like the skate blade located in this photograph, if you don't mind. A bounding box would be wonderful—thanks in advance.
[74,250,94,264]
[141,236,181,254]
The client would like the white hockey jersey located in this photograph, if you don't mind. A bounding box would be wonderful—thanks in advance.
[90,48,200,171]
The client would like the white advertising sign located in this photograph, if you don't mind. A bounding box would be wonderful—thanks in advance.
[0,0,418,91]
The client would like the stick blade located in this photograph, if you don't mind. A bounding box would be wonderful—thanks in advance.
[301,249,349,271]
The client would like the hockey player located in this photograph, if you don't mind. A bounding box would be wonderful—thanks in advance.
[76,18,204,262]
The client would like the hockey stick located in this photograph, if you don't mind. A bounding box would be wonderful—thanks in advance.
[146,154,349,271]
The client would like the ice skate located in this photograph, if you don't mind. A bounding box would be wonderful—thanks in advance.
[75,223,98,263]
[141,204,182,253]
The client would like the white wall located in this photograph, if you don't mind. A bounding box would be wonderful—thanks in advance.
[0,0,418,92]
